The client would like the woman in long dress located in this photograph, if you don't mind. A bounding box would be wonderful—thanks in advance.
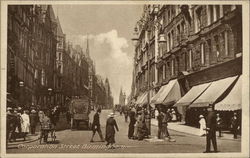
[105,113,119,149]
[199,115,206,136]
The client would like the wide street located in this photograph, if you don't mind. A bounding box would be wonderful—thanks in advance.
[7,110,240,153]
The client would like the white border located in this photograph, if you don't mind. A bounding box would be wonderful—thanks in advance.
[1,1,249,158]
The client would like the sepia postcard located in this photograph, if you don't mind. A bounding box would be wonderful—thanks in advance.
[1,0,249,158]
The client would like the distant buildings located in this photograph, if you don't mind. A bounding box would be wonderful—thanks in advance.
[7,5,113,110]
[119,88,126,106]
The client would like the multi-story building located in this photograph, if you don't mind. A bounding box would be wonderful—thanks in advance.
[7,5,58,109]
[132,5,242,127]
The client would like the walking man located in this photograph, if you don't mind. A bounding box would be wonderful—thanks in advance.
[128,108,136,139]
[204,105,218,153]
[90,108,104,142]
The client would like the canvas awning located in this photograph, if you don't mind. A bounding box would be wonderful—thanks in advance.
[173,82,212,107]
[215,76,242,111]
[136,92,147,105]
[151,79,181,106]
[189,76,238,108]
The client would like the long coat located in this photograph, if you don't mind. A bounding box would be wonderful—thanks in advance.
[105,117,119,143]
[21,113,30,133]
[30,113,38,127]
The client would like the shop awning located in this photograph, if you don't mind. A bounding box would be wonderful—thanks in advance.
[136,92,147,105]
[215,75,242,111]
[173,82,212,107]
[189,76,238,108]
[151,79,181,106]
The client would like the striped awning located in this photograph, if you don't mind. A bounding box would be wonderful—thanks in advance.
[174,82,211,107]
[151,79,181,106]
[215,76,241,111]
[189,76,238,108]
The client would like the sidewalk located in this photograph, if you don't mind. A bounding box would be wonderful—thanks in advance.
[7,113,69,149]
[7,134,40,148]
[151,119,241,141]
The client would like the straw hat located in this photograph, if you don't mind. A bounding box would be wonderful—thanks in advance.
[199,115,204,118]
[108,113,115,117]
[31,109,36,113]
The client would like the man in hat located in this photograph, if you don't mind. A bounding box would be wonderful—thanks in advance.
[230,112,239,139]
[204,105,218,153]
[90,108,104,142]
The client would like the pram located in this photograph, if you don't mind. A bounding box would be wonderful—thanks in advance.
[39,119,56,144]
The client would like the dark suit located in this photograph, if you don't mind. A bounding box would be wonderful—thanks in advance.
[90,112,104,141]
[206,111,218,152]
[128,111,136,138]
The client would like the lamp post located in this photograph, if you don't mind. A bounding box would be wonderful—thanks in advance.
[19,81,24,107]
[48,88,52,109]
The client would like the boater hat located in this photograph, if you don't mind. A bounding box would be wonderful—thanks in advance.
[108,113,115,117]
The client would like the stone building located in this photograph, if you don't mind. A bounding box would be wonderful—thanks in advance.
[132,5,242,127]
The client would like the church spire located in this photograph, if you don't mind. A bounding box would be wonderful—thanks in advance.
[86,34,90,57]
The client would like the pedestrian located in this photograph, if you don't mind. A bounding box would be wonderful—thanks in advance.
[124,110,128,122]
[216,113,223,137]
[171,109,177,122]
[128,109,136,139]
[6,107,18,143]
[230,112,239,139]
[162,111,172,141]
[21,110,30,138]
[105,113,119,149]
[133,113,141,140]
[157,109,164,139]
[204,105,218,153]
[40,111,52,143]
[199,115,206,137]
[29,109,38,135]
[90,108,104,142]
[137,114,145,140]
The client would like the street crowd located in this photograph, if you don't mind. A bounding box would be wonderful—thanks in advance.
[6,105,60,144]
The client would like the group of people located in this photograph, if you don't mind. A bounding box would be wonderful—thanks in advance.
[127,107,150,141]
[90,108,119,149]
[198,105,241,153]
[7,107,38,143]
[199,112,240,139]
[6,105,61,143]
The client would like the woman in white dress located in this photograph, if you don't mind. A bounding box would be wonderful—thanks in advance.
[199,115,206,136]
[21,110,30,136]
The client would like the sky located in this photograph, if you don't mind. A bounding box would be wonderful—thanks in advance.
[53,5,143,104]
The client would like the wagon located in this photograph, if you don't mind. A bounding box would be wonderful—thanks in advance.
[69,97,90,130]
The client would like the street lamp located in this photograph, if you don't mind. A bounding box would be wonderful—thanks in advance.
[19,81,24,107]
[48,88,52,108]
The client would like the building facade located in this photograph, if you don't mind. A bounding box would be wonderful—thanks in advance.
[132,5,242,126]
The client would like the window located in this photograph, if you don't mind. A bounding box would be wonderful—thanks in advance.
[167,33,171,52]
[215,5,220,21]
[224,31,229,56]
[208,5,214,25]
[214,35,220,58]
[171,30,174,49]
[189,49,193,69]
[171,59,175,76]
[176,57,180,73]
[177,25,181,42]
[195,7,202,33]
[200,43,205,65]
